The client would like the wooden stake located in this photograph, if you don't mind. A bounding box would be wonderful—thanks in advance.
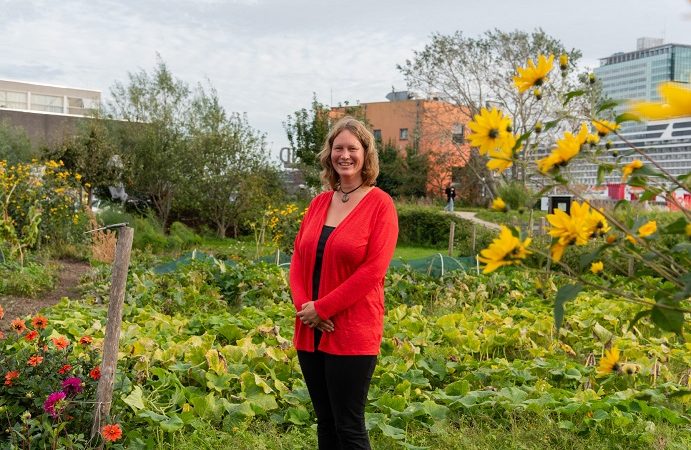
[448,221,455,256]
[91,226,134,442]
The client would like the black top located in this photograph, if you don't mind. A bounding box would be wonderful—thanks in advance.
[311,225,335,349]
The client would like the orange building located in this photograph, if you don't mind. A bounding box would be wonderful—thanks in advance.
[331,92,471,196]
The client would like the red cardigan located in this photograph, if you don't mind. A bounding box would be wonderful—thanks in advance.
[290,187,398,355]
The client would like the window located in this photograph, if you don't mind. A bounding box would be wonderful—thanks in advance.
[399,128,408,140]
[31,94,63,113]
[452,123,465,144]
[0,90,28,109]
[373,129,382,142]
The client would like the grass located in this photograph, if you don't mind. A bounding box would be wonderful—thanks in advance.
[161,414,691,450]
[393,245,446,261]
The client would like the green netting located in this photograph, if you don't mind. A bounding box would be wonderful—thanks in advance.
[153,250,478,277]
[153,250,236,274]
[392,254,477,277]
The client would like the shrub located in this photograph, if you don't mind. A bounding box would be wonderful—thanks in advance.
[168,221,203,250]
[0,261,57,297]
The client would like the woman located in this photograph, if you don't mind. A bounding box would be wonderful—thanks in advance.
[290,116,398,449]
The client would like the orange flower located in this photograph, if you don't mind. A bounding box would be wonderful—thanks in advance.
[101,423,123,442]
[11,319,27,334]
[51,336,70,350]
[89,366,101,380]
[0,330,4,340]
[0,304,4,320]
[58,364,73,375]
[32,315,48,330]
[79,336,93,346]
[25,330,39,342]
[4,371,19,386]
[27,355,44,367]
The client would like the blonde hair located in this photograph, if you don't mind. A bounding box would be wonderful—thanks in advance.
[318,116,379,190]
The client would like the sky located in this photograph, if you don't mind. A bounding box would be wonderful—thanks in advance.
[1,0,690,160]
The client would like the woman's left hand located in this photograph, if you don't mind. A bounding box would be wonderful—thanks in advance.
[297,301,322,327]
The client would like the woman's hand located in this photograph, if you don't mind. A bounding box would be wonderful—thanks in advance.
[316,319,335,333]
[297,301,330,329]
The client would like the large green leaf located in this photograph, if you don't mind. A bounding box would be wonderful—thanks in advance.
[651,302,684,335]
[122,385,146,411]
[554,284,583,330]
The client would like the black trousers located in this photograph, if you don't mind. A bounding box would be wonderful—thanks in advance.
[297,349,377,450]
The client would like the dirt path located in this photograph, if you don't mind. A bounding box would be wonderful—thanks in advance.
[450,210,501,231]
[0,260,91,331]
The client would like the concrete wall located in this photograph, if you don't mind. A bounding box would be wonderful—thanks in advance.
[0,109,85,149]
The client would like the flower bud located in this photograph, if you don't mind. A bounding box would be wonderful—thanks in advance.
[605,140,613,150]
[533,88,542,100]
[559,53,569,71]
[534,121,543,133]
[588,73,596,84]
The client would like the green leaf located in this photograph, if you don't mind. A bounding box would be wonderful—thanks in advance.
[122,385,146,411]
[563,89,585,106]
[596,164,614,185]
[579,245,607,271]
[639,187,663,202]
[596,99,623,113]
[543,119,559,133]
[554,284,583,330]
[378,422,405,440]
[615,113,640,124]
[159,414,184,432]
[284,406,311,425]
[626,309,651,332]
[663,217,688,234]
[671,242,691,258]
[422,400,449,421]
[651,302,684,335]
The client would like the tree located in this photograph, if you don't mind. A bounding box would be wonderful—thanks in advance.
[47,113,120,207]
[398,29,583,189]
[283,94,331,188]
[108,57,190,229]
[182,86,281,237]
[377,141,429,198]
[0,120,36,164]
[284,95,369,189]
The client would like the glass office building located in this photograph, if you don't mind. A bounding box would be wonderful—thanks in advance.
[595,40,691,103]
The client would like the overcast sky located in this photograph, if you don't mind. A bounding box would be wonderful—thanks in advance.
[1,0,689,158]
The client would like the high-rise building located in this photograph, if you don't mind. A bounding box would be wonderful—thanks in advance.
[563,40,691,193]
[595,39,691,103]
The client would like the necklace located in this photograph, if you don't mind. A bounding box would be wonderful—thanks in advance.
[338,182,364,203]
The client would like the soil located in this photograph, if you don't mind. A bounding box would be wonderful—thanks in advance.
[0,260,91,331]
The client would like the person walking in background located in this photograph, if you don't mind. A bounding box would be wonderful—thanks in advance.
[290,116,398,449]
[444,184,456,212]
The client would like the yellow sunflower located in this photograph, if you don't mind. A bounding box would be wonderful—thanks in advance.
[597,347,620,376]
[590,261,604,274]
[637,220,657,237]
[491,197,507,212]
[550,241,568,262]
[537,127,583,173]
[592,119,619,137]
[621,159,643,181]
[585,208,611,237]
[547,201,592,247]
[486,143,515,173]
[467,108,513,155]
[630,82,691,119]
[478,226,532,273]
[513,54,555,93]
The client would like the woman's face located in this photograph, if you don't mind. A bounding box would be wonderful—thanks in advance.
[331,129,365,182]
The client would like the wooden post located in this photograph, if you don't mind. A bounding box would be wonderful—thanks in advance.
[91,226,134,442]
[448,221,455,256]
